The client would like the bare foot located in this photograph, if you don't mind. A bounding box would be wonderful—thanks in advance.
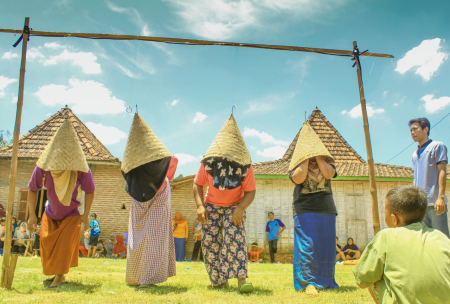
[50,274,65,287]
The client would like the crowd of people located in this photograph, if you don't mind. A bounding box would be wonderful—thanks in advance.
[3,114,447,302]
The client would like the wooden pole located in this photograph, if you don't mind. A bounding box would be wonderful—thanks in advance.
[0,28,394,59]
[38,190,44,218]
[353,41,381,235]
[0,17,30,289]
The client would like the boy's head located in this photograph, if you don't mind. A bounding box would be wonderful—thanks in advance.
[98,240,104,247]
[385,185,427,227]
[268,212,274,221]
[12,217,16,224]
[0,218,5,226]
[90,213,97,220]
[251,242,258,251]
[409,118,430,143]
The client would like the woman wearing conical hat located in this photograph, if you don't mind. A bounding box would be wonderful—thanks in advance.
[193,114,256,293]
[288,122,339,296]
[27,119,96,288]
[121,114,178,290]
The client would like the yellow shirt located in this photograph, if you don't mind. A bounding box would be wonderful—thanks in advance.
[173,220,188,239]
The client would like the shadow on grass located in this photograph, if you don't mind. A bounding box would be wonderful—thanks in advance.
[42,282,102,293]
[327,286,358,293]
[127,285,189,295]
[225,286,274,296]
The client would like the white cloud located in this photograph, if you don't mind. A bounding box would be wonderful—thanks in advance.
[35,78,126,115]
[2,51,18,59]
[27,47,45,61]
[171,99,179,106]
[244,92,296,115]
[383,90,387,97]
[393,103,398,106]
[395,38,448,81]
[420,94,450,114]
[105,0,152,36]
[167,0,348,40]
[44,50,101,74]
[0,75,17,97]
[85,122,127,145]
[44,42,64,49]
[167,0,255,40]
[257,146,286,159]
[243,127,289,146]
[11,96,17,103]
[288,56,314,82]
[342,104,385,118]
[174,153,202,166]
[192,112,207,123]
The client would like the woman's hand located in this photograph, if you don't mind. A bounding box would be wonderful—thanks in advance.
[197,205,208,224]
[231,206,244,227]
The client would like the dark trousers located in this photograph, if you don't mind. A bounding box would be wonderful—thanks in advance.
[268,239,278,263]
[191,240,203,261]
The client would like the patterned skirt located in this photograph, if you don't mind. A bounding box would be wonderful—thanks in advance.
[125,180,176,285]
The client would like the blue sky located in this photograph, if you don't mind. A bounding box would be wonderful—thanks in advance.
[0,0,449,176]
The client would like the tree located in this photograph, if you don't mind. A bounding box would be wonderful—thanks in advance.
[0,130,12,148]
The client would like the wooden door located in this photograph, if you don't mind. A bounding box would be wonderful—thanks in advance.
[16,189,29,222]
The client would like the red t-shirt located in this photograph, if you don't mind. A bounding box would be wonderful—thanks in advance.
[194,163,256,206]
[249,249,263,262]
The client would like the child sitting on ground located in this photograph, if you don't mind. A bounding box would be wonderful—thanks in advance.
[343,237,360,260]
[248,242,264,263]
[94,240,107,258]
[353,185,450,304]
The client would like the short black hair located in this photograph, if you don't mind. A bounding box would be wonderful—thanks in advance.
[0,217,5,223]
[336,237,338,240]
[251,242,258,246]
[268,212,274,216]
[347,238,353,244]
[90,213,97,219]
[409,118,430,136]
[386,185,427,225]
[98,240,104,245]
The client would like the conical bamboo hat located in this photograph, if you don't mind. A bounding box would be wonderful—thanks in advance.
[202,114,251,166]
[36,119,89,172]
[121,113,172,174]
[288,121,334,171]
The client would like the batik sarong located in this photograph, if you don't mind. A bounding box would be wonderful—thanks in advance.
[202,202,248,286]
[293,212,339,291]
[40,213,81,275]
[125,179,176,285]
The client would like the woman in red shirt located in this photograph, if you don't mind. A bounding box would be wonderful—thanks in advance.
[193,114,256,293]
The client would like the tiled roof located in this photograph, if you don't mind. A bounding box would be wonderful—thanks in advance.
[0,106,119,163]
[253,108,416,178]
[253,158,414,178]
[171,174,195,189]
[282,108,365,163]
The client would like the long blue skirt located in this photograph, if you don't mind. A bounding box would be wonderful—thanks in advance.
[174,237,186,262]
[293,213,339,291]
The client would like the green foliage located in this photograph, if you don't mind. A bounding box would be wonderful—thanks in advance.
[0,130,12,148]
[0,257,372,303]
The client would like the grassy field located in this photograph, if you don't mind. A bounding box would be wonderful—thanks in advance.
[0,257,372,304]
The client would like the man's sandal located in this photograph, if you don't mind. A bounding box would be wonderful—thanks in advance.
[239,282,255,293]
[43,277,68,285]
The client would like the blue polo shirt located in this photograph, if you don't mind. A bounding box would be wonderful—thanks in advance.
[90,219,101,237]
[412,140,448,206]
[266,219,285,240]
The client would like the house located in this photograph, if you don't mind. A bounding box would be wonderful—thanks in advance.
[0,107,131,241]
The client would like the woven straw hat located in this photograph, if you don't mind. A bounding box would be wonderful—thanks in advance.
[121,113,172,174]
[288,121,334,171]
[202,114,251,166]
[36,119,89,173]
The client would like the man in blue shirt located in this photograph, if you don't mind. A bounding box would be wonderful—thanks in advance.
[88,213,101,257]
[265,212,285,263]
[410,118,448,237]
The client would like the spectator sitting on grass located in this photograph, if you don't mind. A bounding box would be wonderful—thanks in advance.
[353,185,450,304]
[248,242,264,263]
[336,237,345,262]
[12,222,30,254]
[343,238,360,260]
[94,240,107,258]
[105,233,116,255]
[107,235,126,259]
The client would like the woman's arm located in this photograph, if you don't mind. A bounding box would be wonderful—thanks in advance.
[193,183,208,223]
[231,190,256,226]
[291,160,309,184]
[316,156,336,179]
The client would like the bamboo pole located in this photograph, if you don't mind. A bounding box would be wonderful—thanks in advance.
[1,17,30,289]
[6,255,19,290]
[353,41,381,235]
[0,28,394,59]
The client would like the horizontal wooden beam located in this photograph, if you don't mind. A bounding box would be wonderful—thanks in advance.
[0,28,394,59]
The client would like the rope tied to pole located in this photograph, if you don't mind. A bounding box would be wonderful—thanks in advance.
[12,24,31,47]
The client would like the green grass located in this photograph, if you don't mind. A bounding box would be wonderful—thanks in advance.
[0,257,372,303]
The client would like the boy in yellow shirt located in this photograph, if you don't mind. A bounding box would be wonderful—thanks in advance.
[353,185,450,304]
